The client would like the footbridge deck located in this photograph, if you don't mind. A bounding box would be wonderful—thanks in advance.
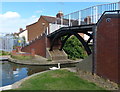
[47,24,95,38]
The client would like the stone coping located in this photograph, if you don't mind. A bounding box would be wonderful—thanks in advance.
[0,55,10,61]
[7,57,80,66]
[1,55,80,65]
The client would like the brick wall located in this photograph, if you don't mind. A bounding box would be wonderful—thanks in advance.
[21,34,46,57]
[26,16,49,42]
[96,14,120,83]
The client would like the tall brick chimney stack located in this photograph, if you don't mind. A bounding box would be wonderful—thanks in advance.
[19,28,23,32]
[56,11,63,18]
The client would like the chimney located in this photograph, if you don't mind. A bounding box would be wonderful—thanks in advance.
[19,28,23,32]
[84,16,91,24]
[56,11,63,18]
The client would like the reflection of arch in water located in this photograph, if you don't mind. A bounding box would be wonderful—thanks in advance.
[27,66,48,76]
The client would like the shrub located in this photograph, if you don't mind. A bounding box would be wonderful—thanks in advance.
[63,36,87,60]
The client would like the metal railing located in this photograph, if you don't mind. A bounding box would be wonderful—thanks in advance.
[61,2,120,26]
[47,2,120,35]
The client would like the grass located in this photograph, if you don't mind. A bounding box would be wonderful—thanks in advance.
[0,51,11,56]
[10,69,109,91]
[11,55,33,60]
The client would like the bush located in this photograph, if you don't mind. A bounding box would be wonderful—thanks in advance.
[63,36,87,60]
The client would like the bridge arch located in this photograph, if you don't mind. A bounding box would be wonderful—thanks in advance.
[49,30,92,55]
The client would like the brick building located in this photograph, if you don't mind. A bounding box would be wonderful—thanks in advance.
[26,11,64,42]
[21,11,85,60]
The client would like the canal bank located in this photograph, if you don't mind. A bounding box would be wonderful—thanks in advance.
[1,55,80,66]
[0,56,10,61]
[0,55,79,88]
[0,70,50,91]
[0,56,119,91]
[1,68,119,91]
[0,58,77,89]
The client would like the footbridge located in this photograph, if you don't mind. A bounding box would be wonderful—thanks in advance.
[22,2,120,58]
[46,2,120,83]
[47,2,120,55]
[21,2,120,83]
[48,24,95,55]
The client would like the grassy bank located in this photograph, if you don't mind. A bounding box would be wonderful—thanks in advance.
[0,51,10,56]
[12,69,108,91]
[11,55,33,60]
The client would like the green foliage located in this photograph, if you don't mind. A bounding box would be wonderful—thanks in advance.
[22,36,26,46]
[0,51,11,56]
[63,36,87,60]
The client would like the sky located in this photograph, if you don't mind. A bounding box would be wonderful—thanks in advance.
[0,2,116,33]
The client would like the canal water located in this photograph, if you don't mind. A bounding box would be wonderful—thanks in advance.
[0,61,76,87]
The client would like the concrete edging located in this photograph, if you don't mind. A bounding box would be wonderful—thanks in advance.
[8,57,80,66]
[12,70,50,89]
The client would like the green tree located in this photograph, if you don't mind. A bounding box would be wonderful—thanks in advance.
[63,36,87,60]
[22,36,26,46]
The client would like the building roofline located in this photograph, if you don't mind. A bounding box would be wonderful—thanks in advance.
[26,22,38,27]
[18,29,27,34]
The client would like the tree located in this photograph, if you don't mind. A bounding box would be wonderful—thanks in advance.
[63,36,87,60]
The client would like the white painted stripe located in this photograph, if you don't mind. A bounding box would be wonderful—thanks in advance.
[0,85,12,91]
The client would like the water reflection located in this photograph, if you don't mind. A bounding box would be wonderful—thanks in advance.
[1,61,76,87]
[0,62,2,87]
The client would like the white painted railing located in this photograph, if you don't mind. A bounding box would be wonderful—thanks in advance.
[48,2,120,35]
[61,2,120,26]
[49,23,68,34]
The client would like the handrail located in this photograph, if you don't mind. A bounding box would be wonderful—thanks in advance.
[97,10,120,25]
[48,2,120,36]
[61,2,120,26]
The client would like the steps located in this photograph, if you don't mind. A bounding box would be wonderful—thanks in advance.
[46,48,68,61]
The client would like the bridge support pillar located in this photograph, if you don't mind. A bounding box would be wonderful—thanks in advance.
[95,14,120,84]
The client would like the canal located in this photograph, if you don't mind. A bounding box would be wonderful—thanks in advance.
[0,61,76,87]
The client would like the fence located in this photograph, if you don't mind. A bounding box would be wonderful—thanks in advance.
[0,34,25,52]
[61,2,120,26]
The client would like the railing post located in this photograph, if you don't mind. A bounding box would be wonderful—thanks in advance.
[69,14,71,26]
[118,1,120,9]
[79,11,81,25]
[94,6,98,23]
[61,17,63,27]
